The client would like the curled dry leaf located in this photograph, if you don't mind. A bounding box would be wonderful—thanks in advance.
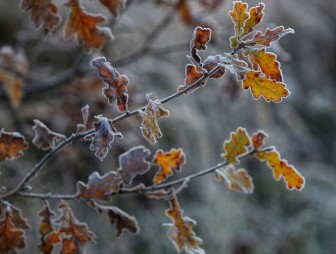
[91,56,129,112]
[222,127,251,164]
[20,0,61,33]
[98,0,127,17]
[152,148,186,185]
[190,26,211,64]
[117,146,151,186]
[38,201,56,254]
[255,150,305,191]
[251,131,268,150]
[84,115,122,161]
[202,55,225,79]
[32,120,66,151]
[177,64,205,93]
[242,71,289,102]
[0,130,28,162]
[64,0,113,52]
[77,171,122,201]
[139,95,169,144]
[215,166,254,194]
[164,197,204,254]
[76,104,90,133]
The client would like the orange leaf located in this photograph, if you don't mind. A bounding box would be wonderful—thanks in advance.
[251,131,267,150]
[242,71,289,102]
[177,64,205,93]
[0,70,24,108]
[255,150,305,191]
[32,120,66,150]
[222,127,251,164]
[139,95,169,144]
[164,197,204,254]
[202,55,225,79]
[98,0,126,17]
[191,26,211,51]
[38,201,56,254]
[77,171,122,201]
[215,166,254,194]
[241,3,264,38]
[244,48,283,82]
[63,0,113,52]
[245,26,294,48]
[229,1,249,48]
[152,148,186,185]
[0,130,28,162]
[84,115,122,160]
[91,56,129,112]
[176,0,195,26]
[20,0,61,33]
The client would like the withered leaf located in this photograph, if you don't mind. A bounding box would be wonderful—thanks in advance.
[84,115,122,161]
[64,0,113,52]
[164,197,204,254]
[91,56,129,112]
[76,104,90,133]
[77,171,122,201]
[189,26,212,64]
[221,53,250,80]
[0,70,24,108]
[177,64,205,93]
[152,148,186,185]
[139,95,169,144]
[98,0,126,17]
[251,131,268,150]
[0,130,28,162]
[117,146,151,186]
[20,0,61,33]
[32,119,66,151]
[202,55,225,79]
[241,3,264,38]
[38,201,56,254]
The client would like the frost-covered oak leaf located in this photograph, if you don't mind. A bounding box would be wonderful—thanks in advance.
[255,150,305,191]
[63,0,113,52]
[177,64,205,93]
[251,131,268,150]
[242,71,289,102]
[189,26,212,64]
[222,127,251,164]
[241,3,264,38]
[202,55,225,79]
[0,130,28,162]
[91,56,129,112]
[152,148,186,185]
[38,201,56,254]
[229,1,249,48]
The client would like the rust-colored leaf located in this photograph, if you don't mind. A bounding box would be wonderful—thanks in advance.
[244,48,283,82]
[0,130,28,162]
[64,0,113,52]
[222,127,251,164]
[152,148,186,185]
[202,55,225,79]
[20,0,61,33]
[38,201,56,254]
[251,131,267,150]
[84,115,122,161]
[242,71,289,102]
[139,95,169,144]
[215,166,254,194]
[177,64,205,93]
[191,26,211,51]
[77,171,122,201]
[32,119,66,151]
[241,3,264,38]
[229,1,249,48]
[91,56,129,112]
[117,146,151,186]
[255,150,305,191]
[76,104,90,133]
[164,197,204,254]
[98,0,126,17]
[245,26,294,48]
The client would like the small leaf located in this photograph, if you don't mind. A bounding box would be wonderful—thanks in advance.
[98,0,126,17]
[202,55,225,79]
[164,197,204,254]
[177,64,205,93]
[117,146,151,186]
[32,119,66,150]
[152,148,186,185]
[38,201,56,254]
[220,53,250,80]
[20,0,61,33]
[241,3,264,38]
[215,166,254,194]
[222,127,251,164]
[77,171,122,201]
[255,150,305,191]
[84,115,122,161]
[63,0,113,52]
[76,104,90,133]
[251,131,268,150]
[242,71,289,102]
[0,130,28,162]
[189,26,211,64]
[229,1,249,48]
[139,95,169,144]
[91,56,129,111]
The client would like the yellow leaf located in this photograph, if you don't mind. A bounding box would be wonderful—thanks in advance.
[242,3,264,38]
[242,71,289,102]
[229,1,249,48]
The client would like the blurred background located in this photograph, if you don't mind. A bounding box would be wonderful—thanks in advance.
[0,0,336,253]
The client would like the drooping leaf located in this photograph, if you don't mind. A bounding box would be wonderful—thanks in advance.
[84,115,122,161]
[189,26,211,64]
[176,0,195,26]
[251,131,268,150]
[244,48,283,82]
[177,64,205,93]
[20,0,61,33]
[98,0,126,17]
[255,150,305,191]
[215,166,254,194]
[245,26,294,48]
[202,55,225,79]
[117,146,151,186]
[32,119,66,150]
[139,95,169,144]
[76,104,90,133]
[229,1,249,48]
[242,71,289,102]
[38,201,56,254]
[0,130,28,162]
[222,127,251,164]
[63,0,113,52]
[241,3,264,38]
[152,148,186,185]
[164,197,204,254]
[91,56,129,112]
[77,171,122,201]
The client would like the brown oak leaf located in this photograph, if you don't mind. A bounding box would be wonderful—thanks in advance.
[251,131,268,150]
[202,55,225,79]
[0,130,28,162]
[177,64,205,93]
[76,104,90,133]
